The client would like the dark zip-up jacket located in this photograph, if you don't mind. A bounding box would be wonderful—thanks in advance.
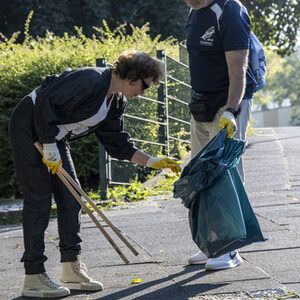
[34,67,137,161]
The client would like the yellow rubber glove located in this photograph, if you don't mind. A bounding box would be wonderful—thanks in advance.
[218,111,237,138]
[42,143,62,174]
[146,157,181,173]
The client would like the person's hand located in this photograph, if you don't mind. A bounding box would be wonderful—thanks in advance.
[218,111,237,138]
[146,157,181,173]
[42,143,62,174]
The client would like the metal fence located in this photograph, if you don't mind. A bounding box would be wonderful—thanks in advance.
[97,47,191,199]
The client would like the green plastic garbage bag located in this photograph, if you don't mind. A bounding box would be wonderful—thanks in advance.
[216,167,265,256]
[174,128,265,258]
[174,128,245,209]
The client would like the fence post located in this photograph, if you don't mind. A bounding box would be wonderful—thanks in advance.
[96,58,108,200]
[156,50,168,155]
[179,43,189,65]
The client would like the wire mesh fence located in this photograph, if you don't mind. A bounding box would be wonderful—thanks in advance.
[97,47,191,199]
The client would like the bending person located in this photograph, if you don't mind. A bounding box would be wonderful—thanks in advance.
[9,50,181,298]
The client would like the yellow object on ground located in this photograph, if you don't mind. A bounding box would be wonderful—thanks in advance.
[131,278,142,284]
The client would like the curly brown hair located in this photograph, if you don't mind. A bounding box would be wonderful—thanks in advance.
[113,50,164,86]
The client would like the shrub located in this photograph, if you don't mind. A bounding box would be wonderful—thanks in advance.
[0,19,184,198]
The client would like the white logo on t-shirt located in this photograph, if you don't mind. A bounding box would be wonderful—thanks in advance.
[200,26,215,46]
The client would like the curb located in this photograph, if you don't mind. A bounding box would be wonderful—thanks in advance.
[0,208,22,224]
[0,198,23,224]
[0,153,192,225]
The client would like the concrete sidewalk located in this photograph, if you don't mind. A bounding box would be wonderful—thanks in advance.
[1,127,300,299]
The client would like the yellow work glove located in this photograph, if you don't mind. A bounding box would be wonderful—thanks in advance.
[146,157,181,173]
[42,143,62,174]
[218,110,237,138]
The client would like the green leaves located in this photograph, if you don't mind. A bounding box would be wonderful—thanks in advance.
[0,22,180,198]
[242,0,300,55]
[253,50,300,124]
[1,1,298,56]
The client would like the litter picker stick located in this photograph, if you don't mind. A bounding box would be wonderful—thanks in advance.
[55,170,130,264]
[58,166,139,257]
[34,142,130,264]
[41,142,138,256]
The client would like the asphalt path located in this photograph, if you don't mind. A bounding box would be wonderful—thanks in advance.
[1,127,300,299]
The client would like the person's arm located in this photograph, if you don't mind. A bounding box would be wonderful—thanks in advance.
[95,94,181,172]
[225,49,249,111]
[96,125,181,173]
[218,1,251,137]
[130,149,150,165]
[131,150,181,173]
[35,69,99,143]
[218,49,248,138]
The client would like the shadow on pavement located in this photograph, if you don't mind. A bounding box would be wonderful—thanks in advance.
[96,265,227,300]
[246,135,300,149]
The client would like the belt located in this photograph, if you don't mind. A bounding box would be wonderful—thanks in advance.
[192,89,228,98]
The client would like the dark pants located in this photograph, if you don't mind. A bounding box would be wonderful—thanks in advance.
[9,97,82,275]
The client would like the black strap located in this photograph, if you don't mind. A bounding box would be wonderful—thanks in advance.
[225,107,239,118]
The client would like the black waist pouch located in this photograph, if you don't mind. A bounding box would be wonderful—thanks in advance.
[189,90,228,122]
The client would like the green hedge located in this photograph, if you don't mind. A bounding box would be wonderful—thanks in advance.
[0,20,184,198]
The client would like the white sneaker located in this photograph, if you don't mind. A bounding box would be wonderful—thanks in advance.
[61,257,103,291]
[188,251,208,265]
[205,250,242,271]
[22,273,70,298]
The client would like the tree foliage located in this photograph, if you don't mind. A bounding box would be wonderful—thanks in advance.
[267,52,300,125]
[0,22,181,198]
[242,0,300,56]
[0,0,299,56]
[253,49,300,125]
[0,0,188,42]
[274,53,300,107]
[252,49,285,110]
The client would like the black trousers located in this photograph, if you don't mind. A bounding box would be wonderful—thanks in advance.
[9,97,82,275]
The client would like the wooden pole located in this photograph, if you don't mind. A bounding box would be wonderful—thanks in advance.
[34,142,131,264]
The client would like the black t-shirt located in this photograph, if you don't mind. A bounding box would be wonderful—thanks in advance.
[186,0,251,93]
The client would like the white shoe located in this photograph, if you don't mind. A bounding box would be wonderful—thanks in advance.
[205,250,242,271]
[61,257,103,291]
[22,273,70,298]
[188,251,208,265]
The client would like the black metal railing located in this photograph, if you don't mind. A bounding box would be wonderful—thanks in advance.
[97,47,191,199]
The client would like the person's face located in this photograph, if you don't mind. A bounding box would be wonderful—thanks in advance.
[184,0,202,9]
[123,77,152,98]
[184,0,211,9]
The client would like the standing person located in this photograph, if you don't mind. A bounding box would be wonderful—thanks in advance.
[184,0,253,270]
[9,50,181,298]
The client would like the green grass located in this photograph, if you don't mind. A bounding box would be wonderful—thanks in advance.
[0,172,181,224]
[84,172,180,212]
[0,170,181,225]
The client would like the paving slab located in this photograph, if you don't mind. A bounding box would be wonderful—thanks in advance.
[2,127,300,299]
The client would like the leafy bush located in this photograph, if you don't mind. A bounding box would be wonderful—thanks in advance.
[0,17,184,198]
